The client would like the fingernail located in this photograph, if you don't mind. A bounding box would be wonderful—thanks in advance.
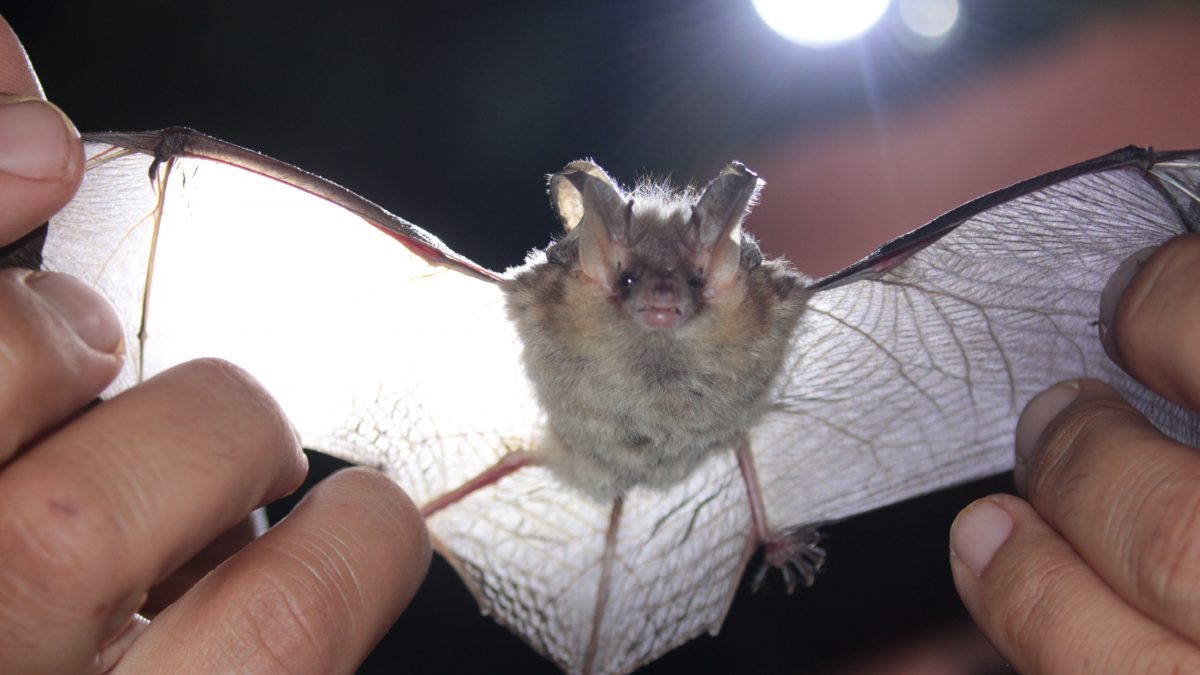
[1098,246,1157,362]
[950,497,1013,576]
[26,272,124,354]
[1014,381,1079,493]
[0,94,79,181]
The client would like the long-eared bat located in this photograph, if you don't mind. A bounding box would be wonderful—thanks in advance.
[3,129,1198,674]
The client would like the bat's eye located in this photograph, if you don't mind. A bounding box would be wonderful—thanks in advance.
[687,276,704,290]
[619,272,637,288]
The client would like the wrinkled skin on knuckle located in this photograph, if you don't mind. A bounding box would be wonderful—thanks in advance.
[1133,480,1200,616]
[1025,397,1138,507]
[1030,384,1200,622]
[0,469,134,627]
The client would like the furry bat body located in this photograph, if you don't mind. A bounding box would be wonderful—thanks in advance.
[507,162,809,500]
[5,129,1200,674]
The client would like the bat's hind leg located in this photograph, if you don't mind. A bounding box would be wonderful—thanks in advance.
[735,437,826,594]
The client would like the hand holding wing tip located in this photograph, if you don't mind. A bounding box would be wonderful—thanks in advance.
[750,525,827,594]
[0,16,431,675]
[952,233,1200,673]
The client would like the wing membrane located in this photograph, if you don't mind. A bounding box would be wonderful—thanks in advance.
[755,151,1200,532]
[43,134,539,508]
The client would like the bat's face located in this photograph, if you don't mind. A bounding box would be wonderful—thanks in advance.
[612,255,704,330]
[605,217,723,331]
[550,160,762,333]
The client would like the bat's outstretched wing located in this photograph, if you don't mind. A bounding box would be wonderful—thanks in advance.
[748,147,1200,538]
[1,129,752,675]
[27,129,539,505]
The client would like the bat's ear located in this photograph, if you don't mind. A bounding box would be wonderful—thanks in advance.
[691,162,762,296]
[551,161,619,233]
[550,160,631,290]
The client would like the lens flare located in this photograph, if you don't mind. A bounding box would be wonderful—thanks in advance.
[752,0,893,47]
[899,0,960,40]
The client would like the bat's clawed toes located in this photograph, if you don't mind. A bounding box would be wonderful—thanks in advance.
[750,526,826,595]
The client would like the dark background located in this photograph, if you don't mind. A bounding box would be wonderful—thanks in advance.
[8,2,1199,673]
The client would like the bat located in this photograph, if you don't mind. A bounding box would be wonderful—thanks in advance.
[4,128,1199,674]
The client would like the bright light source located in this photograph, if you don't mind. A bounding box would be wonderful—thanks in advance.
[898,0,959,40]
[753,0,893,47]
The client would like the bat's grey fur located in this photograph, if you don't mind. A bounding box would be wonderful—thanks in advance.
[504,163,811,498]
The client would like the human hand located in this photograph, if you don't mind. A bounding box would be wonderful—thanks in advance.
[949,233,1200,674]
[0,15,430,674]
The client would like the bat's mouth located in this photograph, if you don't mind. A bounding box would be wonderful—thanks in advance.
[637,305,683,330]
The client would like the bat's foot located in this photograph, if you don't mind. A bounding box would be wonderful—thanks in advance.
[750,526,825,594]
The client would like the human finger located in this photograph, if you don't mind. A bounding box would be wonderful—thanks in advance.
[1100,233,1200,411]
[0,16,85,243]
[0,15,42,96]
[1013,378,1200,644]
[0,268,122,463]
[115,468,430,675]
[0,358,307,673]
[950,494,1200,675]
[143,512,267,615]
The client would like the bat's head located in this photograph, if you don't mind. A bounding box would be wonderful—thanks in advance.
[548,160,763,331]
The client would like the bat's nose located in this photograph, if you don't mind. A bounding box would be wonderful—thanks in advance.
[630,274,690,330]
[645,276,683,304]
